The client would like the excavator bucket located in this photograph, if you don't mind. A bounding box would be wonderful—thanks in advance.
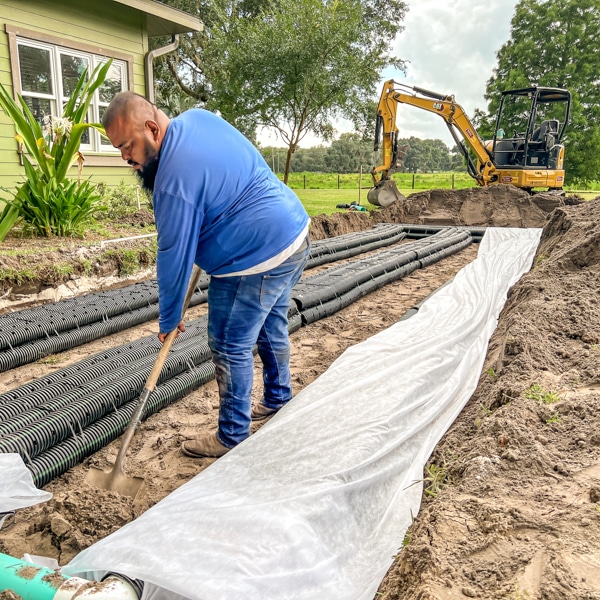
[367,179,407,208]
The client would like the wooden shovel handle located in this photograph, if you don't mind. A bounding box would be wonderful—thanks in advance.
[110,265,203,477]
[145,264,203,392]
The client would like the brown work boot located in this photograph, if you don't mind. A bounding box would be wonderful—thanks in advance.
[181,433,230,458]
[251,402,280,421]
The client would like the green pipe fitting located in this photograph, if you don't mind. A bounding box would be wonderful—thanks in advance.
[0,552,67,600]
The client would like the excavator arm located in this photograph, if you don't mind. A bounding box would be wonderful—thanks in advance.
[368,80,497,207]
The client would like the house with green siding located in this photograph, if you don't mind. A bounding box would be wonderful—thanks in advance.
[0,0,202,193]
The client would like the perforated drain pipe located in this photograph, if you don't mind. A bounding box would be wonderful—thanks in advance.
[403,224,486,241]
[0,225,402,356]
[3,229,473,486]
[0,552,139,599]
[398,279,454,322]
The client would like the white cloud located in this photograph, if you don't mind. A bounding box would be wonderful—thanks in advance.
[257,0,518,148]
[387,0,517,146]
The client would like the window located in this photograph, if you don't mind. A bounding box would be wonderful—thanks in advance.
[16,39,127,153]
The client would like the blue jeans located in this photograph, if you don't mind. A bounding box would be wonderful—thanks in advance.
[207,239,309,448]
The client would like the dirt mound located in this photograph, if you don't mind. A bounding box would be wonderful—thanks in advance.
[309,211,371,240]
[29,488,136,562]
[311,186,570,240]
[536,200,600,271]
[374,184,564,228]
[115,209,155,227]
[377,198,600,600]
[0,237,157,305]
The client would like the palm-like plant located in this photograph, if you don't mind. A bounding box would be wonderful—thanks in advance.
[0,59,112,239]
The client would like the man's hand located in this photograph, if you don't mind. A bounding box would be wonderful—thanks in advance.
[158,320,186,343]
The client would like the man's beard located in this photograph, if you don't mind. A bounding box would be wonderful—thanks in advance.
[135,143,160,192]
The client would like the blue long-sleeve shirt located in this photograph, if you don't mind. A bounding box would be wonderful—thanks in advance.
[153,109,310,333]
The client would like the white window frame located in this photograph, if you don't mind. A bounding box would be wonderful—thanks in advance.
[14,36,129,154]
[97,60,127,151]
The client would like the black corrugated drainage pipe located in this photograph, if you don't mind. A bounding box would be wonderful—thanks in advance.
[293,228,471,312]
[0,225,411,371]
[1,227,475,485]
[402,224,486,242]
[299,236,471,324]
[398,279,454,322]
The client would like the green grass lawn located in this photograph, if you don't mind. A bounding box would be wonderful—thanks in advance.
[294,189,369,216]
[296,187,423,216]
[570,191,599,201]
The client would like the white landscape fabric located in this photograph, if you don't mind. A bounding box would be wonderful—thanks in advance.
[64,227,542,600]
[0,454,52,514]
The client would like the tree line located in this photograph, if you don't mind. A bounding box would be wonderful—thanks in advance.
[259,133,467,174]
[155,0,600,185]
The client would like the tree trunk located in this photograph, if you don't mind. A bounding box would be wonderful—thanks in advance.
[283,145,294,185]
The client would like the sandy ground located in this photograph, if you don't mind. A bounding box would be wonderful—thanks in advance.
[1,185,599,599]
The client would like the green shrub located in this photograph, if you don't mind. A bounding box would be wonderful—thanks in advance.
[99,180,152,219]
[0,60,112,239]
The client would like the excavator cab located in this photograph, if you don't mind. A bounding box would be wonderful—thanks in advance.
[487,87,571,190]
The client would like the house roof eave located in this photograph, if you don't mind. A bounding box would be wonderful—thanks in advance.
[110,0,203,36]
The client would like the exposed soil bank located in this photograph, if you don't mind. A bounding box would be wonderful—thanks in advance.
[377,198,600,600]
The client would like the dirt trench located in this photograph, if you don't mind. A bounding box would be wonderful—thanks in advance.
[1,185,599,600]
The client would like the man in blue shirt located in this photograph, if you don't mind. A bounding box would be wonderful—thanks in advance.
[103,92,310,458]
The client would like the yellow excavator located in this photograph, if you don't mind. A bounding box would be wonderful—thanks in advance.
[368,80,572,207]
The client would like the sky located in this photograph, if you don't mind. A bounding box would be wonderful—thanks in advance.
[258,0,519,149]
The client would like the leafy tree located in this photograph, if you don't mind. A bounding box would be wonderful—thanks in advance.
[449,145,468,171]
[155,0,406,182]
[324,133,373,173]
[153,1,272,138]
[291,146,329,173]
[224,0,407,182]
[260,135,458,174]
[423,139,452,172]
[400,137,452,173]
[483,0,600,183]
[400,137,424,174]
[155,87,199,118]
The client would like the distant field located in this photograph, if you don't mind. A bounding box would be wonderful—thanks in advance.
[2,170,585,220]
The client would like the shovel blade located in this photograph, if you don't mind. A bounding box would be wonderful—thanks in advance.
[85,465,144,498]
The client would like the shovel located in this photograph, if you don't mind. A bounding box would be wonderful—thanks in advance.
[85,264,203,498]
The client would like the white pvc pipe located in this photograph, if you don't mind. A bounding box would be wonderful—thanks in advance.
[54,575,139,599]
[99,233,157,248]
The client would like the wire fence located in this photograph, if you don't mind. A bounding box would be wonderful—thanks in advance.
[282,171,476,190]
[280,171,600,195]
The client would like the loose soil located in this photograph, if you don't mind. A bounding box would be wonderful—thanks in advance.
[1,184,599,600]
